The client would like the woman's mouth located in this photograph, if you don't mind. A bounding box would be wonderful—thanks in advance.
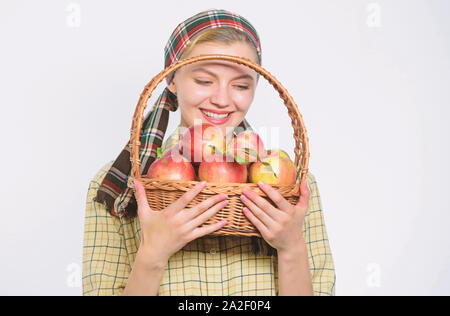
[199,108,233,125]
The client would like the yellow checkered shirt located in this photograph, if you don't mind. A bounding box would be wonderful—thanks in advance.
[83,127,336,296]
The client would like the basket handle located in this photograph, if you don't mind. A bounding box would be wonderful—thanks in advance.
[129,54,310,186]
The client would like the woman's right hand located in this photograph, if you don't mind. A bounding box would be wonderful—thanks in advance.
[133,180,228,267]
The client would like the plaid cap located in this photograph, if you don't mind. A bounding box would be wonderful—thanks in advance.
[164,8,262,69]
[94,9,262,218]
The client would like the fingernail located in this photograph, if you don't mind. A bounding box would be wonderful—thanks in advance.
[258,181,266,188]
[220,220,228,225]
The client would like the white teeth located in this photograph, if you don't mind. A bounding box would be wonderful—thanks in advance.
[201,109,230,119]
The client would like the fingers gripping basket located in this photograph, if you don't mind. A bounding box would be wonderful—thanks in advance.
[128,54,310,238]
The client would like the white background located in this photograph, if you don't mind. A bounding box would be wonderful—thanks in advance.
[0,0,449,296]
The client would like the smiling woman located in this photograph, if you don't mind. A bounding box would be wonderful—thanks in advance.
[84,8,336,297]
[166,35,260,138]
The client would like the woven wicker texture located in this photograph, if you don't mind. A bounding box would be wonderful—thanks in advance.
[128,54,309,237]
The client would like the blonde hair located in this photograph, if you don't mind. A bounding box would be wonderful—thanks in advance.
[167,27,261,85]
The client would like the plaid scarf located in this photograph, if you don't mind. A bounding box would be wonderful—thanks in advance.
[94,9,262,218]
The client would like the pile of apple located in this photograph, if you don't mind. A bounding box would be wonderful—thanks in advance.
[147,123,296,185]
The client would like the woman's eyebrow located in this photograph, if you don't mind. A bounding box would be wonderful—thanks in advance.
[191,67,254,81]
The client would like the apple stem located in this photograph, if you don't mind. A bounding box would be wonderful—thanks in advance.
[208,144,217,154]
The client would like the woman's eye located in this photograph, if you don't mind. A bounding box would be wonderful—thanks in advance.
[195,80,211,85]
[195,80,249,90]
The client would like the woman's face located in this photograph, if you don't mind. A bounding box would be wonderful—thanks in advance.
[167,41,259,139]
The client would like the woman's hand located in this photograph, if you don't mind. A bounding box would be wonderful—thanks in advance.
[133,180,228,266]
[240,180,310,253]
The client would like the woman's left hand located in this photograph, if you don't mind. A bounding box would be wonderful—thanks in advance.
[240,180,310,253]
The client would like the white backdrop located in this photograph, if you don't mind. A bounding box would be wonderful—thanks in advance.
[0,0,449,296]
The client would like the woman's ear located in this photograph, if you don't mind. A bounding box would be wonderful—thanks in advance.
[166,75,177,96]
[168,86,177,96]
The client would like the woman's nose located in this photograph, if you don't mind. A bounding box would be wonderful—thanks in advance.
[210,84,231,107]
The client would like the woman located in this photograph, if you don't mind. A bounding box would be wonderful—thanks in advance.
[83,9,336,296]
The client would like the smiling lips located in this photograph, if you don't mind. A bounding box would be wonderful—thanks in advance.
[200,108,233,125]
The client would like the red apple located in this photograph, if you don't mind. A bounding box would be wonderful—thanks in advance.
[198,153,248,184]
[146,153,196,181]
[180,123,226,164]
[248,149,296,185]
[226,130,265,165]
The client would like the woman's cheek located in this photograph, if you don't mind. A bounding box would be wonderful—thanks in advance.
[232,93,252,112]
[185,84,210,106]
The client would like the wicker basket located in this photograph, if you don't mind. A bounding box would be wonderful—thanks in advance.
[127,54,309,237]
